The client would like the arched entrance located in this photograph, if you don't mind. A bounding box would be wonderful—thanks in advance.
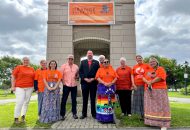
[73,25,110,66]
[74,37,110,66]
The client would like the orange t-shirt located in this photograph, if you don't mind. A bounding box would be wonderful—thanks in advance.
[95,65,118,83]
[132,63,150,86]
[143,66,167,90]
[116,66,132,90]
[99,64,103,68]
[34,69,47,92]
[12,65,35,88]
[43,69,62,82]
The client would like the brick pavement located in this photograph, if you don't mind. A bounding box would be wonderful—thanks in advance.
[51,104,117,129]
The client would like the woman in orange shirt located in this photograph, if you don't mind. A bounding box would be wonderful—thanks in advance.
[143,57,171,130]
[131,55,150,119]
[34,60,47,118]
[40,60,62,123]
[116,57,132,117]
[11,57,35,124]
[95,59,118,123]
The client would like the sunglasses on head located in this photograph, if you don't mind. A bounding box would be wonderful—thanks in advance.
[104,61,109,64]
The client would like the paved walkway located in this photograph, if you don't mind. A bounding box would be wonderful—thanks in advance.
[169,97,190,103]
[0,128,190,130]
[52,104,117,129]
[0,95,37,105]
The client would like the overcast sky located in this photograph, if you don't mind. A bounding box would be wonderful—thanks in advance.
[0,0,189,65]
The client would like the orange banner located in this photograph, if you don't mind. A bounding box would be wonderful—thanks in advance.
[68,2,115,25]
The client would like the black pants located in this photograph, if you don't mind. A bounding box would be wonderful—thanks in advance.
[81,83,97,117]
[117,90,132,115]
[60,85,77,117]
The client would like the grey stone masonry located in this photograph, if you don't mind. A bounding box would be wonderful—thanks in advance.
[110,0,136,68]
[47,0,136,68]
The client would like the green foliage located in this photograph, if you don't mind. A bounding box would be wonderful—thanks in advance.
[180,85,190,95]
[0,56,22,88]
[30,64,40,70]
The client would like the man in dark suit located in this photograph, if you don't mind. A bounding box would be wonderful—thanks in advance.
[79,50,100,119]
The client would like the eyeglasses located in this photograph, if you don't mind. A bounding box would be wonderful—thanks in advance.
[104,61,109,64]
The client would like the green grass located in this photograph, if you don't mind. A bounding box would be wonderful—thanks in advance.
[168,91,190,98]
[115,107,145,127]
[1,101,189,128]
[0,101,71,128]
[170,102,190,127]
[0,89,16,99]
[115,102,190,127]
[0,89,36,100]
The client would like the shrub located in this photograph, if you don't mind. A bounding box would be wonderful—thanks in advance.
[180,85,190,95]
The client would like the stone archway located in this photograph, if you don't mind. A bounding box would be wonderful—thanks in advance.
[72,25,110,66]
[74,37,110,66]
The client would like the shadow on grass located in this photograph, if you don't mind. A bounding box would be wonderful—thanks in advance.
[9,120,52,129]
[33,120,52,129]
[10,122,27,129]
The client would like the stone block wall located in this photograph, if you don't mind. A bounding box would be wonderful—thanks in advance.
[47,0,136,68]
[110,0,136,68]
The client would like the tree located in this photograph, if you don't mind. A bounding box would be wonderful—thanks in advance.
[0,56,22,88]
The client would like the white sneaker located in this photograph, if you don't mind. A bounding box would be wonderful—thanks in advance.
[128,114,132,117]
[161,127,167,130]
[120,113,126,117]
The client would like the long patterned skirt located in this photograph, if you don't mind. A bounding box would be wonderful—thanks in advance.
[40,82,61,123]
[132,85,144,117]
[96,84,116,123]
[144,89,171,128]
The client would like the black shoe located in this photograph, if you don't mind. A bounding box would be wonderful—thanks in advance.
[21,115,25,123]
[112,120,116,124]
[61,116,65,121]
[73,114,78,119]
[100,121,105,124]
[92,116,96,119]
[80,115,87,119]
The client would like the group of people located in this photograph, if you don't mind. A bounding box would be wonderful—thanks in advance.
[11,50,171,130]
